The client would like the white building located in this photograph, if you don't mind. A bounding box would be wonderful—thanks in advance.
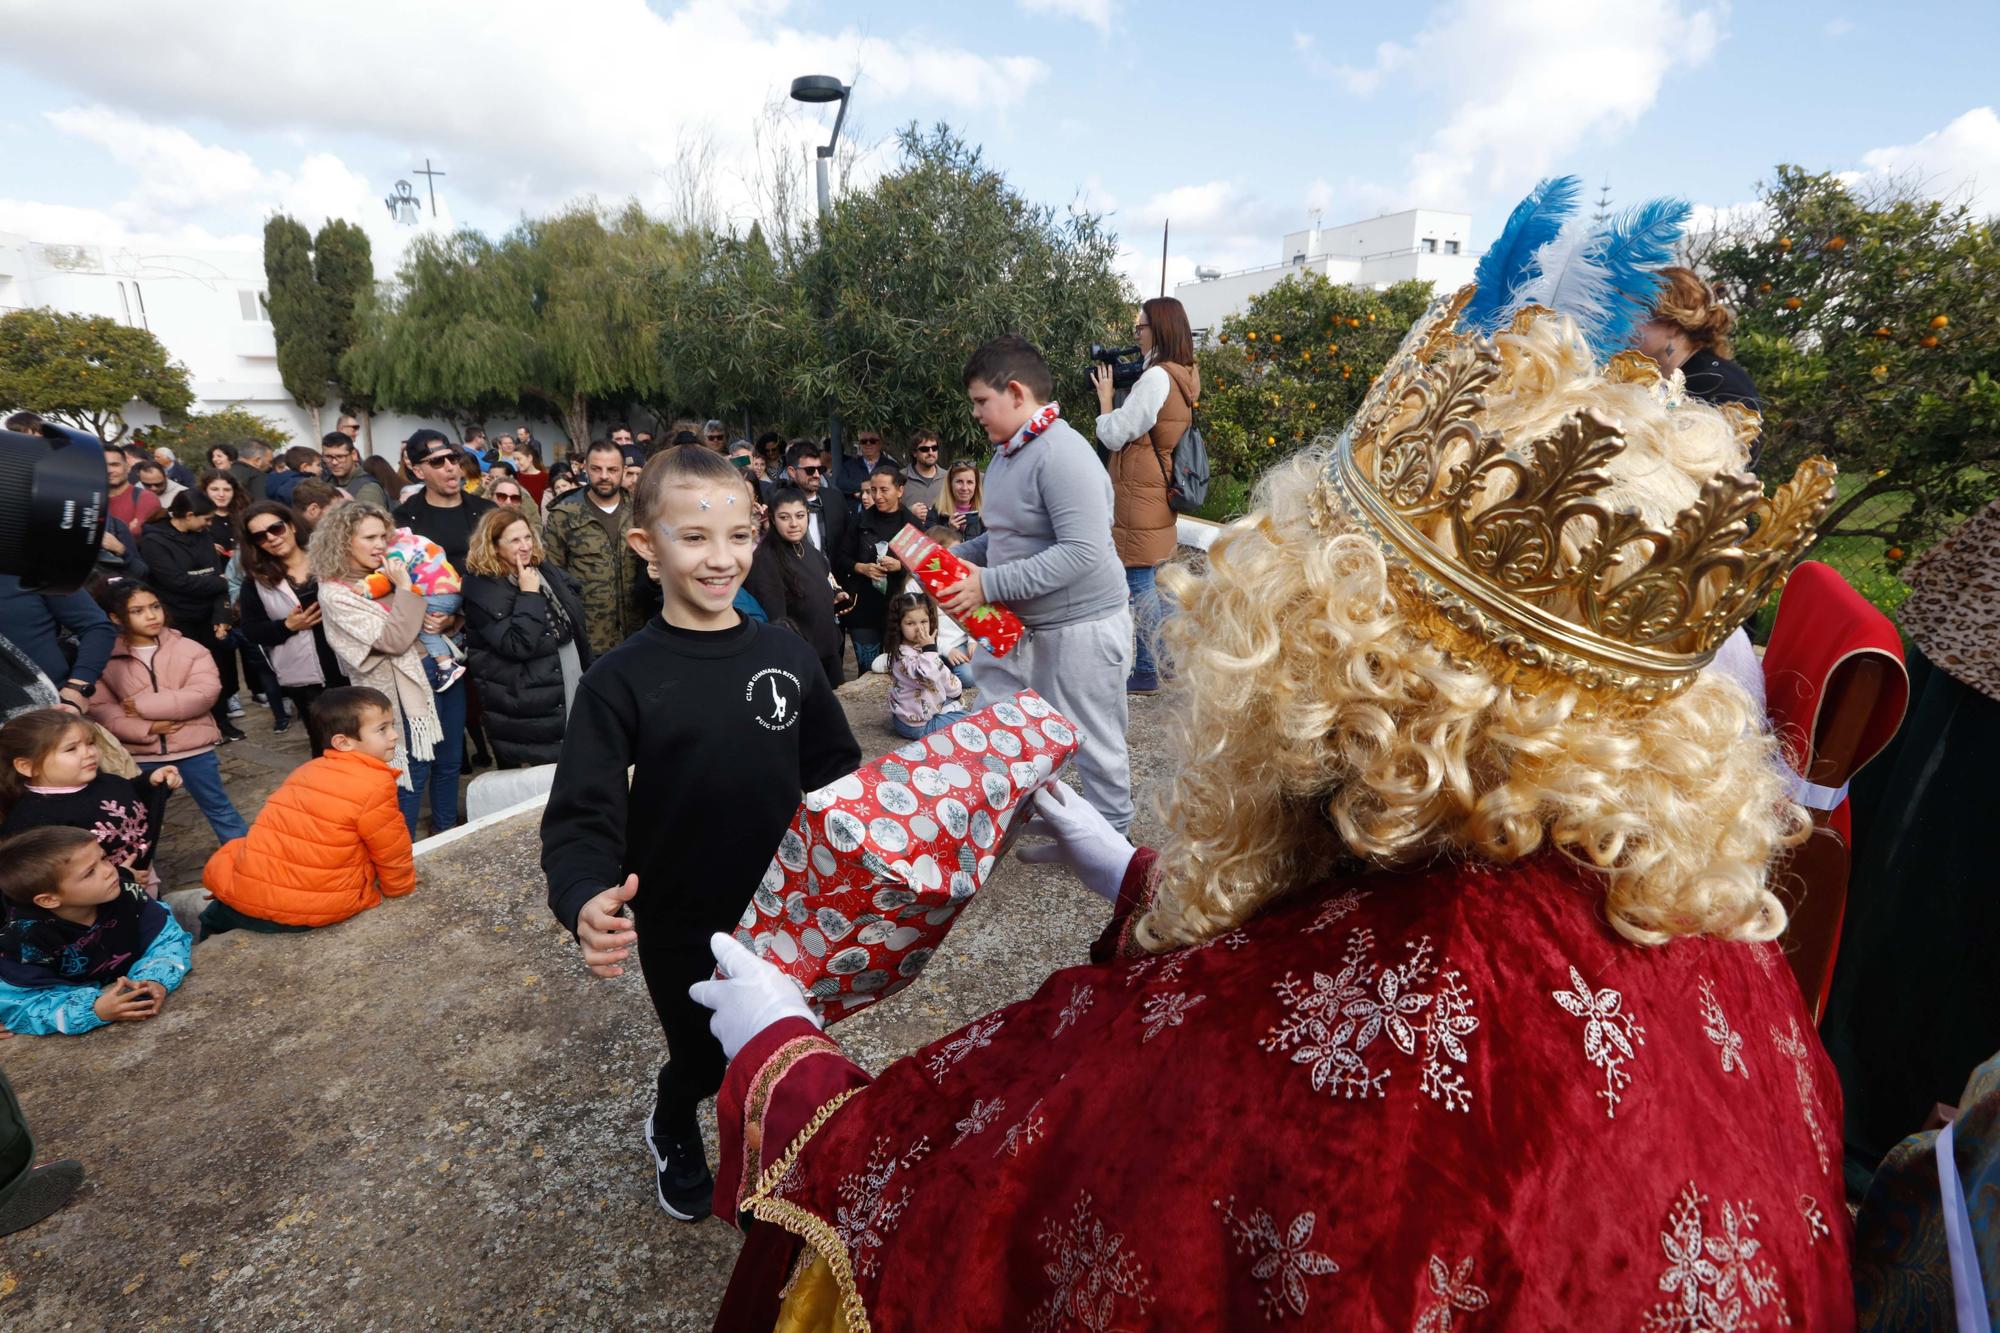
[0,230,485,459]
[1174,208,1478,333]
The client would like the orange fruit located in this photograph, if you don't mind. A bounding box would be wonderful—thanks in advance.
[1247,331,1258,341]
[1930,315,1949,329]
[1871,364,1888,379]
[1783,297,1803,310]
[1886,546,1905,560]
[1920,334,1939,348]
[1272,333,1282,343]
[1826,235,1846,251]
[1367,313,1376,322]
[1307,401,1317,410]
[1328,343,1338,354]
[1266,435,1276,446]
[1758,283,1773,293]
[1777,237,1792,251]
[1873,327,1892,337]
[1218,333,1230,344]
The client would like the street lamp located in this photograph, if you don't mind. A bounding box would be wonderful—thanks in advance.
[789,74,852,217]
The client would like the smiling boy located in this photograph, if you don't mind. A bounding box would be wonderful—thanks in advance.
[539,445,860,1224]
[940,334,1136,832]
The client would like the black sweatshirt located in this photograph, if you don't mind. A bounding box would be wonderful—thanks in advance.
[540,615,863,938]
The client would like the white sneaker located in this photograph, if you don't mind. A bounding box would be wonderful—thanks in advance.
[225,696,245,717]
[870,655,889,674]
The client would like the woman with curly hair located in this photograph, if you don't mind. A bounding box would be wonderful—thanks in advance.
[691,285,1853,1328]
[308,501,444,835]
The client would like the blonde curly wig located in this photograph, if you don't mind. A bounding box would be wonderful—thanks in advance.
[1139,313,1806,952]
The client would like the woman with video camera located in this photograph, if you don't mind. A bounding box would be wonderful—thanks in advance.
[1092,295,1199,695]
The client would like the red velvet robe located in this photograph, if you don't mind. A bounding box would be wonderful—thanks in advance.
[715,851,1855,1330]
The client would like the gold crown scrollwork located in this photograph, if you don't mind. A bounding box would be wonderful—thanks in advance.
[1316,286,1837,707]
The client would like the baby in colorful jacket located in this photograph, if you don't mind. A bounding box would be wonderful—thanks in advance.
[365,527,465,692]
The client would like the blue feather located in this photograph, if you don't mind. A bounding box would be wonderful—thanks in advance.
[1463,176,1581,332]
[1588,197,1691,355]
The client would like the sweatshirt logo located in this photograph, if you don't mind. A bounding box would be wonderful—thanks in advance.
[746,667,802,732]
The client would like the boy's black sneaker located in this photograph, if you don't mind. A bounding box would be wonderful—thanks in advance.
[645,1104,713,1223]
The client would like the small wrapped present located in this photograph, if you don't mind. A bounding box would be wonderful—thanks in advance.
[727,691,1078,1022]
[889,524,1026,659]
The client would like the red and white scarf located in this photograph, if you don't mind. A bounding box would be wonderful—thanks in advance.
[996,402,1060,458]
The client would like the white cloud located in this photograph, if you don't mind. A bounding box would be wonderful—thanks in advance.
[1823,17,1854,37]
[1130,180,1250,230]
[1852,106,2000,217]
[1020,0,1113,35]
[1296,32,1412,97]
[2,0,1050,225]
[1311,0,1725,211]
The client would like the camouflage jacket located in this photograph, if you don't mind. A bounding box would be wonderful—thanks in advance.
[541,493,649,655]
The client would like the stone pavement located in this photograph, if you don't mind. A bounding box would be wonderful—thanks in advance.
[0,673,1178,1329]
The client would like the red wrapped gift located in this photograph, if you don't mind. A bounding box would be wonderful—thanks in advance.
[889,524,1026,659]
[727,691,1078,1022]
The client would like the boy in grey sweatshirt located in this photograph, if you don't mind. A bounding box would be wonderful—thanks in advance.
[941,335,1136,832]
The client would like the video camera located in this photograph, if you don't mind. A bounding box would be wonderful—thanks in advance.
[1087,344,1147,394]
[0,418,111,714]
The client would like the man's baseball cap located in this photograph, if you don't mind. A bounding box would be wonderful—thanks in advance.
[403,430,457,468]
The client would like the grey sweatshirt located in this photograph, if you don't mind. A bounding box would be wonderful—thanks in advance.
[954,417,1127,629]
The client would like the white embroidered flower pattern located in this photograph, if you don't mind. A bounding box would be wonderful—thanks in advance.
[1551,965,1646,1118]
[993,1099,1047,1158]
[1796,1195,1829,1245]
[1052,983,1095,1038]
[952,1096,1006,1147]
[1770,1016,1830,1173]
[1123,950,1189,989]
[1644,1182,1788,1331]
[1199,927,1252,952]
[1261,929,1480,1111]
[833,1135,932,1279]
[1029,1191,1155,1332]
[1414,1254,1491,1332]
[924,1014,1005,1081]
[1698,977,1749,1079]
[1303,887,1368,934]
[1139,990,1206,1043]
[1214,1196,1340,1321]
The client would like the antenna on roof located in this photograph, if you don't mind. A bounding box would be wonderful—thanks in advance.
[1593,177,1613,226]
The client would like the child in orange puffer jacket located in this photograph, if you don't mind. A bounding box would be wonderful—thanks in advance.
[199,687,415,935]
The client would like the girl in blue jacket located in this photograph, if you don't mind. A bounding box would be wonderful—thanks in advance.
[0,826,191,1036]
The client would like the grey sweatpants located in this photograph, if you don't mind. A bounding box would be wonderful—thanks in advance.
[971,609,1135,833]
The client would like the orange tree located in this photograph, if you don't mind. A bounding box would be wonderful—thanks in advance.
[1195,274,1433,488]
[1707,166,2000,559]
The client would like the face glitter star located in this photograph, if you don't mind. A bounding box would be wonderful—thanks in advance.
[697,497,711,511]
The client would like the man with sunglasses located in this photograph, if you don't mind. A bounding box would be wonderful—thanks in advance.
[900,429,947,525]
[702,420,728,453]
[830,429,885,514]
[391,430,495,830]
[133,459,184,509]
[782,441,847,560]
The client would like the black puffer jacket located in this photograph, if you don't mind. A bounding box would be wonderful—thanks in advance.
[461,563,594,768]
[137,521,229,633]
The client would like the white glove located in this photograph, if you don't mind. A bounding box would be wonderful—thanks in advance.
[687,933,823,1061]
[1015,782,1137,903]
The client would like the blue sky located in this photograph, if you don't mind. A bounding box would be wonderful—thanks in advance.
[0,0,1994,294]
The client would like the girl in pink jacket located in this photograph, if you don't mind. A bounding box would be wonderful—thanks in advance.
[87,580,250,846]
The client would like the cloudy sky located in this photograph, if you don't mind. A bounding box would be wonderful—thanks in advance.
[1,0,1995,296]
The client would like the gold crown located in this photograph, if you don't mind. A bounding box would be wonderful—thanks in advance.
[1312,285,1837,707]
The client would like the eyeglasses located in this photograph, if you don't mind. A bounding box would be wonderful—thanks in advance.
[494,490,523,504]
[706,433,726,441]
[418,454,459,469]
[143,479,168,491]
[248,520,290,543]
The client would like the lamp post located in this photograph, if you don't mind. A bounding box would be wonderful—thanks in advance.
[788,74,852,218]
[790,74,854,465]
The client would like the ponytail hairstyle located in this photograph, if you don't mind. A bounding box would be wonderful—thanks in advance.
[91,576,156,625]
[0,708,94,819]
[1650,266,1737,359]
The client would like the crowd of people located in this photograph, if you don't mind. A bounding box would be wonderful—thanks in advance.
[0,236,1994,1328]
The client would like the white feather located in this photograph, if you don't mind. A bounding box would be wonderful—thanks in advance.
[1504,218,1620,353]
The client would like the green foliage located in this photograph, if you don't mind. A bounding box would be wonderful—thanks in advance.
[313,219,374,416]
[1194,275,1435,478]
[264,215,332,420]
[0,307,194,443]
[1708,166,2000,559]
[344,204,674,447]
[143,406,293,469]
[781,124,1128,450]
[652,222,794,431]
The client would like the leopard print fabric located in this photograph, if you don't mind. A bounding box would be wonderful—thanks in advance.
[1897,498,2000,704]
